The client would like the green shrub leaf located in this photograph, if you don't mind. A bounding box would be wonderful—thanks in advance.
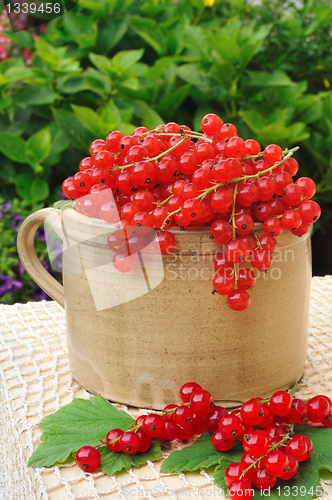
[14,173,49,203]
[100,441,162,476]
[0,133,27,163]
[28,396,135,468]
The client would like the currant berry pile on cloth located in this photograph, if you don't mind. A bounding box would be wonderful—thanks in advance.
[59,115,321,312]
[0,276,331,500]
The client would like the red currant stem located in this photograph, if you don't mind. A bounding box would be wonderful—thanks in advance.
[227,147,300,184]
[102,422,143,447]
[240,428,294,479]
[233,263,238,290]
[253,231,263,250]
[231,182,239,240]
[287,381,302,396]
[154,194,173,207]
[160,207,182,230]
[117,137,188,172]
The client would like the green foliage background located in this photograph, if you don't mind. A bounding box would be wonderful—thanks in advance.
[1,0,332,208]
[1,0,332,302]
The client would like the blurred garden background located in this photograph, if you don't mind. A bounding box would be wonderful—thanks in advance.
[0,0,332,304]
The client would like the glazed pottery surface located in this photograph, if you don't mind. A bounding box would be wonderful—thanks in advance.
[17,207,311,409]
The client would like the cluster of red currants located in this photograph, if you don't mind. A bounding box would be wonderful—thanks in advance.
[75,382,332,499]
[61,113,321,311]
[211,388,331,500]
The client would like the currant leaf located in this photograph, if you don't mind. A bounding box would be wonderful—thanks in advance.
[53,199,75,210]
[28,397,134,468]
[100,441,162,476]
[160,431,243,473]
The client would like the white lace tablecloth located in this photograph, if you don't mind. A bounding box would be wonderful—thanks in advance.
[0,276,332,500]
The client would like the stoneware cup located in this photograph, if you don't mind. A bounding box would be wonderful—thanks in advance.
[17,207,311,409]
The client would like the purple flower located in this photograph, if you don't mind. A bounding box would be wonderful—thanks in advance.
[3,203,11,210]
[0,210,3,218]
[56,191,68,200]
[0,275,23,298]
[40,260,51,272]
[18,263,25,275]
[36,227,46,242]
[11,214,24,231]
[31,287,50,301]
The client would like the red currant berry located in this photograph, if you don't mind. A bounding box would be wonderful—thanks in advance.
[245,139,261,156]
[253,469,277,490]
[106,429,124,452]
[153,231,176,254]
[225,137,245,158]
[119,431,141,454]
[307,395,330,422]
[135,429,151,452]
[279,454,299,480]
[226,239,250,264]
[227,289,251,311]
[263,144,283,164]
[228,480,253,500]
[286,435,309,462]
[270,391,293,416]
[219,414,243,438]
[224,462,253,486]
[241,399,265,426]
[219,123,237,140]
[75,446,101,473]
[263,217,283,237]
[283,157,299,177]
[263,451,290,477]
[143,414,165,437]
[179,382,202,403]
[201,113,223,134]
[295,177,316,200]
[211,430,234,451]
[298,200,321,224]
[190,390,214,416]
[157,419,179,443]
[202,406,228,433]
[173,406,194,427]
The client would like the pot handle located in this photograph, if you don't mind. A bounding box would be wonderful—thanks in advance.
[17,207,65,308]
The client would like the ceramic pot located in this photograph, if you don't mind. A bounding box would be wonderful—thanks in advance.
[17,207,311,409]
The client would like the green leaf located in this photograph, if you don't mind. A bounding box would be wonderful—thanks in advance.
[41,396,134,431]
[161,432,243,473]
[100,441,162,475]
[13,87,60,107]
[89,53,113,75]
[53,109,95,153]
[71,104,109,137]
[100,99,122,124]
[134,101,163,130]
[53,200,75,210]
[1,31,34,49]
[98,18,128,54]
[43,124,69,170]
[14,173,49,204]
[25,127,51,169]
[213,457,232,494]
[29,396,134,468]
[3,66,34,82]
[156,84,191,117]
[0,133,26,163]
[177,64,225,103]
[111,49,145,74]
[247,70,296,87]
[130,16,166,55]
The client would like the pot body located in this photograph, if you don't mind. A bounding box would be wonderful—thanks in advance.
[18,208,311,409]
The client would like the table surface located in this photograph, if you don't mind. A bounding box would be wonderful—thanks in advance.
[0,276,332,500]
